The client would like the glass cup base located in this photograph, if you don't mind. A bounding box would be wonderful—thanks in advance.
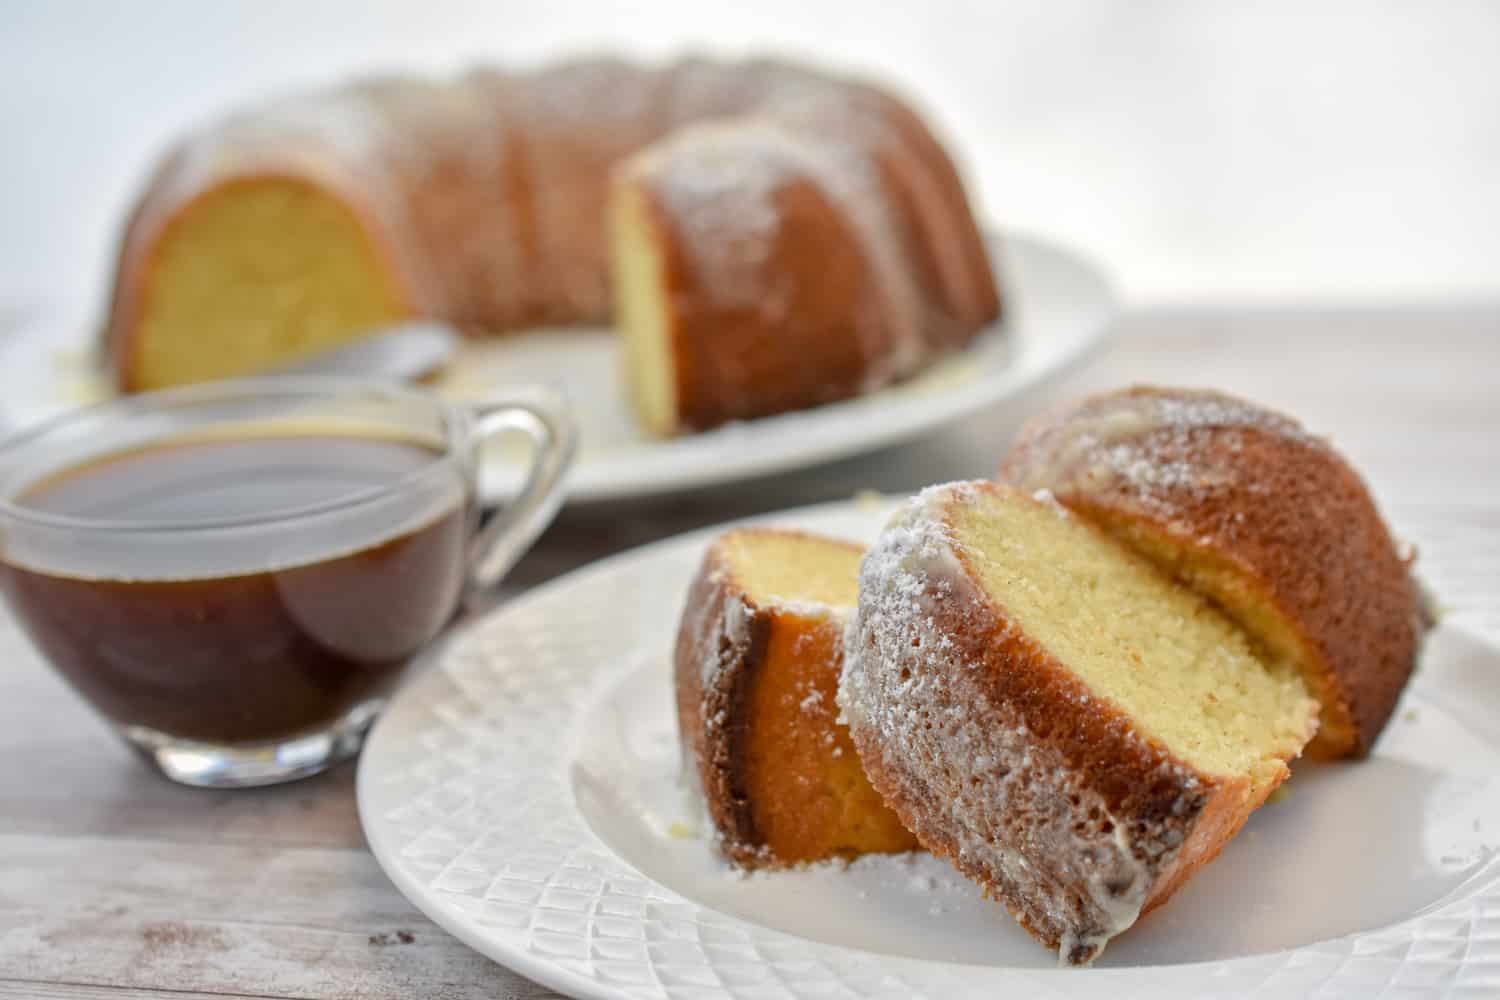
[120,699,386,788]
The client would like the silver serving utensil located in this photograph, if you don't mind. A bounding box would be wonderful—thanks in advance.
[269,321,460,380]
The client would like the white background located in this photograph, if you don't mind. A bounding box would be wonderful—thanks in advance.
[5,0,1499,324]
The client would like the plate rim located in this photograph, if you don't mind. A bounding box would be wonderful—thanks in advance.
[357,496,1500,998]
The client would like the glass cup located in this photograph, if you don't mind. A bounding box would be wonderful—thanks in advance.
[0,376,575,787]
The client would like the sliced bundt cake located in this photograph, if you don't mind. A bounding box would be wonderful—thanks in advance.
[674,528,918,867]
[840,482,1318,963]
[103,57,1000,436]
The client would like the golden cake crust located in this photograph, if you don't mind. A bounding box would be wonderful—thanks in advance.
[673,529,916,867]
[838,483,1300,964]
[999,386,1426,757]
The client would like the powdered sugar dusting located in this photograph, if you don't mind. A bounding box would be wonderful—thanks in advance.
[771,598,852,622]
[702,570,753,685]
[1007,387,1314,511]
[625,121,791,309]
[1151,390,1307,440]
[1098,442,1199,490]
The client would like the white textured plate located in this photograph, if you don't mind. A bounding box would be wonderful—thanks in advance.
[358,498,1500,999]
[0,231,1111,503]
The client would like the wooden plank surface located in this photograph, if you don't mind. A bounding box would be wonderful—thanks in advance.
[0,986,277,1000]
[0,836,548,999]
[0,305,1497,998]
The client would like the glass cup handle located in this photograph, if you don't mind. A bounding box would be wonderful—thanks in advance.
[464,386,578,602]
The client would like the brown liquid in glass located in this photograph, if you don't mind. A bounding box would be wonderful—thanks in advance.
[0,432,469,743]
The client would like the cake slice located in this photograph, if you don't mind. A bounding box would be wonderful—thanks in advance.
[674,528,918,867]
[839,482,1319,963]
[999,386,1429,757]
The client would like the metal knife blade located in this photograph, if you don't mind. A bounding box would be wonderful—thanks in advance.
[269,321,460,380]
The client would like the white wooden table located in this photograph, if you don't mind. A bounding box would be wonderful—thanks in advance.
[2,306,1496,999]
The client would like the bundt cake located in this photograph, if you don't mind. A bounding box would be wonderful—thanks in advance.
[674,528,918,867]
[999,386,1428,758]
[839,481,1319,964]
[102,56,1001,435]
